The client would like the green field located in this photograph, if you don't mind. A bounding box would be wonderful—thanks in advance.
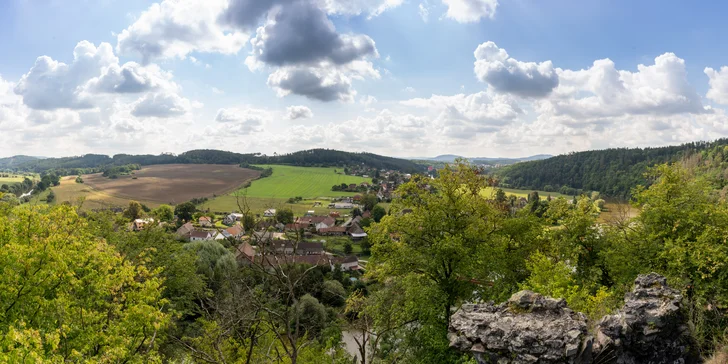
[0,174,36,185]
[244,165,370,198]
[482,186,568,200]
[202,165,371,214]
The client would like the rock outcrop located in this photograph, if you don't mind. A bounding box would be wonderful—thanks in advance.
[594,273,698,364]
[449,273,699,364]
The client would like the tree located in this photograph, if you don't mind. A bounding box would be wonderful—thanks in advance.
[174,202,196,222]
[152,204,174,222]
[46,189,55,203]
[361,194,378,211]
[344,241,353,255]
[352,208,362,217]
[368,162,509,361]
[0,205,169,362]
[371,205,386,223]
[495,188,507,203]
[276,208,294,224]
[603,163,728,350]
[0,194,19,207]
[321,280,346,307]
[75,176,83,183]
[295,294,327,337]
[123,200,144,220]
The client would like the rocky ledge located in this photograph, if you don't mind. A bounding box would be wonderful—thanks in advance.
[449,273,700,364]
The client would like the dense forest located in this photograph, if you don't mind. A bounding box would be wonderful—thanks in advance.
[0,155,39,169]
[1,160,727,362]
[495,139,728,198]
[4,149,423,175]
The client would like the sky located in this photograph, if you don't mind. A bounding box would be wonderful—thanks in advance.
[2,0,728,159]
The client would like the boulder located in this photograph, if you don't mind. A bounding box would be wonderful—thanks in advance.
[449,290,592,364]
[449,273,699,364]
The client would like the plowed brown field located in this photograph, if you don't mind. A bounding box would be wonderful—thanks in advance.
[83,164,259,205]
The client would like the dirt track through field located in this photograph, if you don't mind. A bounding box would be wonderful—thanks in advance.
[84,164,260,205]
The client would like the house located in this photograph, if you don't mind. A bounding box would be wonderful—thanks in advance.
[176,222,195,239]
[331,202,354,209]
[266,241,325,256]
[189,230,214,241]
[223,213,243,225]
[199,216,213,227]
[235,241,335,270]
[252,231,286,242]
[221,224,245,240]
[296,216,330,227]
[336,255,360,271]
[361,211,371,219]
[285,223,309,231]
[318,226,347,236]
[214,232,226,240]
[131,218,155,231]
[349,184,357,190]
[314,217,336,231]
[348,224,368,240]
[329,211,340,218]
[263,209,276,217]
[353,194,362,201]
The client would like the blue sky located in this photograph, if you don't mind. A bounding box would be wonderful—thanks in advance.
[2,0,728,158]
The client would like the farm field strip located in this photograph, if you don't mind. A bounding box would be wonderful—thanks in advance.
[83,164,260,205]
[240,165,371,198]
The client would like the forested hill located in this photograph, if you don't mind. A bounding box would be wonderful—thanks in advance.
[0,155,39,169]
[495,139,728,198]
[7,148,423,174]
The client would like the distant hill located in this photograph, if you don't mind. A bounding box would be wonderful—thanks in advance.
[0,155,39,169]
[416,154,552,165]
[495,139,728,198]
[10,149,423,175]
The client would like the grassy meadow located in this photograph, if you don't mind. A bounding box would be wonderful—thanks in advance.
[243,165,370,198]
[481,186,568,200]
[201,165,371,214]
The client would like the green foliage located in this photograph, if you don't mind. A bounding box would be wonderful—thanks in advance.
[185,240,237,288]
[152,204,174,222]
[371,204,387,222]
[174,202,196,222]
[522,252,618,322]
[0,205,169,361]
[321,280,347,307]
[368,162,525,362]
[123,200,144,220]
[343,241,353,255]
[603,163,728,350]
[75,175,83,183]
[45,189,55,203]
[276,207,295,224]
[497,139,728,197]
[295,294,328,338]
[361,193,378,211]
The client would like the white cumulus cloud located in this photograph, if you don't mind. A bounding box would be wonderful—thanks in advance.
[286,105,314,119]
[705,66,728,105]
[474,41,559,98]
[443,0,498,23]
[116,0,248,62]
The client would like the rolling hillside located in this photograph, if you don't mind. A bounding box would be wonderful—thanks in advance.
[7,149,423,174]
[495,139,728,197]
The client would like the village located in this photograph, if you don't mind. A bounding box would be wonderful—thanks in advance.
[126,171,410,275]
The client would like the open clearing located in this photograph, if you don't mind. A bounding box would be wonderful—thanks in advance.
[243,165,370,198]
[482,186,568,200]
[202,165,371,214]
[82,164,260,205]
